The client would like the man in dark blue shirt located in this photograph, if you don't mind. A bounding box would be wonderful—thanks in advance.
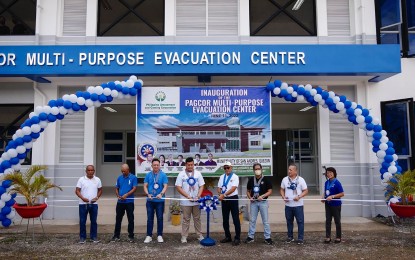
[111,164,138,243]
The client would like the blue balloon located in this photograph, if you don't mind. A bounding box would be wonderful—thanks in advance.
[11,193,17,199]
[270,91,277,97]
[48,100,57,107]
[90,93,99,101]
[106,96,113,102]
[315,86,323,94]
[115,84,122,92]
[297,87,305,95]
[10,157,19,165]
[2,218,12,227]
[15,138,23,146]
[5,199,14,207]
[108,81,116,90]
[129,88,137,96]
[80,105,88,111]
[306,96,315,104]
[122,87,130,95]
[365,123,374,131]
[364,116,373,123]
[8,140,16,149]
[328,104,336,111]
[273,80,282,88]
[292,84,298,91]
[0,187,5,195]
[30,116,40,125]
[101,83,108,89]
[290,97,297,103]
[30,132,40,139]
[346,108,355,116]
[1,161,11,169]
[356,105,363,110]
[47,114,57,122]
[373,132,382,140]
[387,141,394,148]
[344,100,352,109]
[284,95,292,102]
[382,162,390,169]
[2,180,12,188]
[372,140,381,148]
[333,108,340,113]
[362,109,370,117]
[72,103,81,111]
[348,115,356,123]
[384,155,394,163]
[397,165,402,173]
[0,214,5,221]
[39,112,47,121]
[17,153,27,159]
[82,92,91,100]
[1,206,11,215]
[266,82,274,91]
[339,95,347,102]
[134,81,142,89]
[75,91,83,97]
[311,101,319,106]
[56,114,65,120]
[304,91,311,98]
[279,89,288,97]
[373,124,382,132]
[380,168,387,174]
[23,135,32,143]
[63,100,72,109]
[98,94,107,103]
[321,91,329,100]
[325,98,334,106]
[57,98,64,106]
[386,147,395,155]
[24,119,32,127]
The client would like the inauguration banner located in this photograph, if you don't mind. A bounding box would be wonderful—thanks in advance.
[136,86,272,177]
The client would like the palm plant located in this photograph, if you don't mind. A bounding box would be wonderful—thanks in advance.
[3,165,62,207]
[386,169,415,205]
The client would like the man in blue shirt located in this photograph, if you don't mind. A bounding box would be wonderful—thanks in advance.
[143,158,168,243]
[110,164,137,243]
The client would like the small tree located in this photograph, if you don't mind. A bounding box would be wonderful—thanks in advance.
[3,165,62,206]
[386,169,415,205]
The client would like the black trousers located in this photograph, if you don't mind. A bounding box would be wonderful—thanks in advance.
[114,202,135,238]
[221,195,241,240]
[325,203,341,239]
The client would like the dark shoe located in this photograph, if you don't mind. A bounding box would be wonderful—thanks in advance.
[265,238,273,245]
[244,237,254,244]
[285,238,294,243]
[232,239,241,246]
[220,237,232,243]
[110,236,120,242]
[297,240,304,245]
[334,238,341,244]
[128,237,135,243]
[324,238,331,244]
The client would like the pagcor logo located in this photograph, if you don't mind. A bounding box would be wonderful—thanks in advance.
[155,91,166,102]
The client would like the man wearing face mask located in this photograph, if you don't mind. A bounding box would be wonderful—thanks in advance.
[244,163,273,245]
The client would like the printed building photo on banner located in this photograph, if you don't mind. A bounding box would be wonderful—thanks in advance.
[136,87,272,177]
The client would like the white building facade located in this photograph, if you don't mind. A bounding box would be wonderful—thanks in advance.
[0,0,414,220]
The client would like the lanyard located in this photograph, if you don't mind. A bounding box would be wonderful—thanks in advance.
[223,173,233,188]
[152,172,160,195]
[325,179,336,193]
[253,176,264,198]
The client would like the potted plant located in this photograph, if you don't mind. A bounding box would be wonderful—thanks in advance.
[3,165,62,218]
[386,169,415,218]
[169,200,182,226]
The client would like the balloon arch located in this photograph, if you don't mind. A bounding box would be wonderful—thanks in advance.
[0,76,401,227]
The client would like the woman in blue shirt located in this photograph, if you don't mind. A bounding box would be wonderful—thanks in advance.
[321,167,344,244]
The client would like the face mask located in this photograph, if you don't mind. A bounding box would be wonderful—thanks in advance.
[255,170,262,176]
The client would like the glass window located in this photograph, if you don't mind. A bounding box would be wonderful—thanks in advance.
[97,0,165,36]
[0,0,36,36]
[103,131,124,163]
[104,154,123,162]
[249,0,316,36]
[104,143,123,151]
[104,132,123,140]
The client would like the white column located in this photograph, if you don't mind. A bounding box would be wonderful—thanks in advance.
[316,0,328,39]
[86,0,98,37]
[239,0,250,36]
[165,0,176,36]
[83,108,96,166]
[36,0,60,36]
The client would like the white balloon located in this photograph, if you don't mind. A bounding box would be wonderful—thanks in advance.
[356,115,365,123]
[103,88,112,96]
[292,92,298,98]
[19,159,24,164]
[137,79,143,86]
[6,209,16,219]
[43,106,51,115]
[87,86,95,93]
[328,91,335,98]
[12,134,17,141]
[322,104,328,109]
[76,97,86,106]
[309,89,317,96]
[354,109,363,116]
[377,157,384,164]
[39,121,48,128]
[7,149,17,158]
[380,136,389,143]
[67,109,74,115]
[11,164,21,171]
[0,200,4,208]
[366,130,374,137]
[305,84,312,91]
[93,101,102,107]
[388,165,397,173]
[29,112,36,118]
[273,88,281,95]
[129,75,138,82]
[62,94,70,100]
[376,150,386,159]
[313,94,322,102]
[381,130,387,136]
[126,79,134,88]
[59,107,68,115]
[336,102,345,111]
[339,109,347,115]
[367,136,373,142]
[379,143,388,151]
[15,129,23,138]
[16,146,26,154]
[358,122,366,129]
[111,90,119,98]
[333,96,340,104]
[95,86,104,95]
[120,81,126,87]
[286,86,293,94]
[23,142,33,149]
[114,80,120,85]
[351,102,357,109]
[31,124,41,133]
[35,106,43,114]
[372,118,380,125]
[1,193,11,202]
[51,107,59,115]
[69,94,77,103]
[393,154,398,161]
[319,100,325,106]
[391,161,396,166]
[281,82,288,89]
[297,95,304,101]
[383,172,393,181]
[22,126,31,135]
[85,99,94,108]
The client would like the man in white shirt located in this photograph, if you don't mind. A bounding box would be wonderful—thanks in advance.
[280,164,308,245]
[175,157,205,243]
[217,161,241,246]
[75,165,103,244]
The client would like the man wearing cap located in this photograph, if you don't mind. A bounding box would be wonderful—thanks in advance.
[217,161,241,246]
[175,157,205,243]
[244,163,273,245]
